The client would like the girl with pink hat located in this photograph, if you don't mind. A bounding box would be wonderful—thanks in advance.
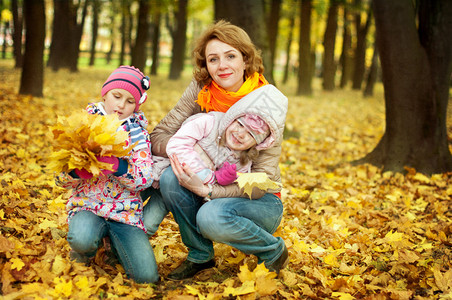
[55,66,159,283]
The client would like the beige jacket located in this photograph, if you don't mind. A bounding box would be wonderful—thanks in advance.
[150,80,288,199]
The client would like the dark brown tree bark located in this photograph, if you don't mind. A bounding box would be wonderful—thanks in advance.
[363,44,378,97]
[267,0,282,85]
[89,0,100,66]
[168,0,187,80]
[282,0,296,85]
[131,0,150,71]
[47,0,82,72]
[339,5,353,88]
[106,2,117,65]
[150,10,161,75]
[11,0,23,68]
[322,0,339,91]
[19,0,45,97]
[214,0,275,85]
[357,0,452,174]
[351,1,371,90]
[119,0,131,66]
[297,0,313,95]
[2,17,10,59]
[74,0,89,68]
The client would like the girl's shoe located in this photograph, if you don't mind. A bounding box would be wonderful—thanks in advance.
[69,250,91,264]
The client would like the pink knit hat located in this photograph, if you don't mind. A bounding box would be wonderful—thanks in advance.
[101,66,150,112]
[237,114,270,145]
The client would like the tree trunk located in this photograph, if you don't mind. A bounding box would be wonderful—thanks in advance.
[19,0,45,97]
[150,10,161,75]
[2,19,10,59]
[352,1,371,90]
[89,0,100,66]
[168,0,187,80]
[11,0,23,68]
[214,0,275,85]
[47,0,78,72]
[267,0,282,86]
[106,15,115,64]
[357,0,452,175]
[282,0,296,85]
[73,0,89,70]
[297,0,313,95]
[363,44,378,97]
[119,1,131,66]
[131,0,149,71]
[339,5,353,88]
[322,0,339,91]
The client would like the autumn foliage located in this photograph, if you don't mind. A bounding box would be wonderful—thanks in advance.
[1,61,451,299]
[48,111,132,176]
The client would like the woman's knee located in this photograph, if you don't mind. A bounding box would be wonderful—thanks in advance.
[159,167,179,192]
[197,203,229,240]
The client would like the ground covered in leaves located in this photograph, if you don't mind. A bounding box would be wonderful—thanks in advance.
[1,60,451,299]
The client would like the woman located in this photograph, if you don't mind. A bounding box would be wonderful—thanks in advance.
[142,20,289,280]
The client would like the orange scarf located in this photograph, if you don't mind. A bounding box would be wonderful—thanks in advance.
[196,72,268,113]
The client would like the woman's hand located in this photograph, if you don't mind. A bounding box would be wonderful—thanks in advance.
[169,154,209,197]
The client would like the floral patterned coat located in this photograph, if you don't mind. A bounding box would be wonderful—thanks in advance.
[55,103,154,232]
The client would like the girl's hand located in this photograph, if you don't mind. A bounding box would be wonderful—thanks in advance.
[73,168,93,179]
[170,154,209,197]
[215,162,237,185]
[97,156,119,175]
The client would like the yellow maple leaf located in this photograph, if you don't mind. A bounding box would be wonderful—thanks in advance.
[52,277,73,298]
[52,255,66,276]
[48,110,132,176]
[324,252,340,267]
[185,285,205,299]
[38,218,58,230]
[10,257,25,271]
[223,280,256,297]
[413,172,430,184]
[332,292,355,300]
[75,276,89,290]
[234,263,278,296]
[236,172,282,199]
[433,266,452,292]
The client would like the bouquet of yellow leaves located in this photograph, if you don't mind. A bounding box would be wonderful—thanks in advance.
[48,110,132,176]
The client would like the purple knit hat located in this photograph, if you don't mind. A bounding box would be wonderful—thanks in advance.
[101,65,150,112]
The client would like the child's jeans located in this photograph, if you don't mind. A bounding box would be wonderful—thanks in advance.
[67,210,159,283]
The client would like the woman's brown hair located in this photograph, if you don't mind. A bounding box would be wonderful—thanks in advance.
[192,20,264,86]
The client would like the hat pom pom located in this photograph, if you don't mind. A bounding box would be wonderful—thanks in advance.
[142,76,150,90]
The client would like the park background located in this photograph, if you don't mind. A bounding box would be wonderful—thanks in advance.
[0,0,451,299]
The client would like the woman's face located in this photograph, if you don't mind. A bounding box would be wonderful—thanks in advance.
[224,120,257,151]
[205,39,246,92]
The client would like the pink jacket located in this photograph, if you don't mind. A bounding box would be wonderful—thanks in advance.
[166,112,252,183]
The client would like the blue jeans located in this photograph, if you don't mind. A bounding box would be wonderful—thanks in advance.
[67,211,159,283]
[142,167,285,266]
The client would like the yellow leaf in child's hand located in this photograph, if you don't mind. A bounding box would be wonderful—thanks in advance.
[48,110,132,175]
[236,172,282,199]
